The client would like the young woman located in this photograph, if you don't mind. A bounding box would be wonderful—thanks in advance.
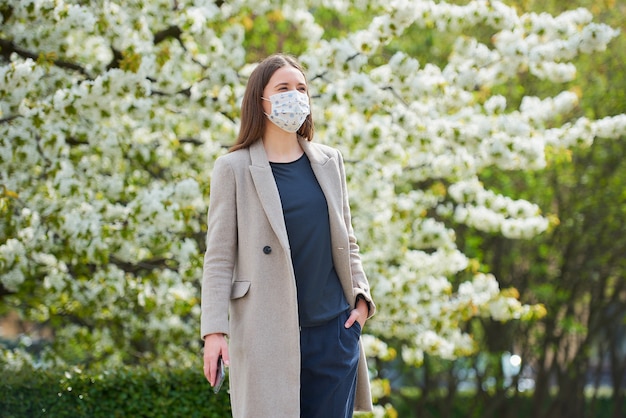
[201,53,376,418]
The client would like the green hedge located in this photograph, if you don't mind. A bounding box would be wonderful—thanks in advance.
[0,365,231,418]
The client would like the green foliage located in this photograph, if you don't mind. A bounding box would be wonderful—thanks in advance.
[447,1,626,416]
[390,386,621,418]
[0,365,230,418]
[243,9,308,61]
[1,363,620,418]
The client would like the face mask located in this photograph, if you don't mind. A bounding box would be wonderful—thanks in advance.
[262,90,310,133]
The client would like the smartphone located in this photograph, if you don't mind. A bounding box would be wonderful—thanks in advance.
[213,355,225,394]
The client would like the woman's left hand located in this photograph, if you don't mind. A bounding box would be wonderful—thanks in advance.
[345,297,369,330]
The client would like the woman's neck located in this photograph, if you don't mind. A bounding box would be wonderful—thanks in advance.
[262,130,303,163]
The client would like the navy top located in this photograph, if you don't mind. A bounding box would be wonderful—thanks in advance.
[270,153,349,327]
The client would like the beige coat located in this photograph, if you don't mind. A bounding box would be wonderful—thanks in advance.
[201,137,376,418]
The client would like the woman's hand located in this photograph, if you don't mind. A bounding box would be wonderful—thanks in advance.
[344,297,369,330]
[203,333,229,387]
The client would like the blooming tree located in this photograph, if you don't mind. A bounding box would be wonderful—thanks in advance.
[1,0,624,393]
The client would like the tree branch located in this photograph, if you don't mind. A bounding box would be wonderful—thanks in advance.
[0,283,14,299]
[110,255,178,273]
[0,115,20,124]
[154,25,183,45]
[179,137,203,145]
[0,37,91,78]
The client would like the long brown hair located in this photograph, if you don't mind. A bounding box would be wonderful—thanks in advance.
[229,54,314,152]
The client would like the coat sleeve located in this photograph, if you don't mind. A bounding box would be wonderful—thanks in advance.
[336,149,376,318]
[200,156,238,339]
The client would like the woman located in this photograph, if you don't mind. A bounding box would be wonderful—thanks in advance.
[201,53,376,418]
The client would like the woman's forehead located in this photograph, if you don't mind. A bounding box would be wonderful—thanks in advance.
[267,66,306,86]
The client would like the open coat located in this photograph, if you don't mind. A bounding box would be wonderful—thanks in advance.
[201,137,376,418]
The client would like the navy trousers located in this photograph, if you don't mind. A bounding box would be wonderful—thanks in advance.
[300,309,361,418]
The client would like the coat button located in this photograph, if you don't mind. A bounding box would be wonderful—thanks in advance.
[263,246,272,254]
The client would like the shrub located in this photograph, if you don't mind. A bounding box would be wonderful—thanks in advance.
[0,365,231,418]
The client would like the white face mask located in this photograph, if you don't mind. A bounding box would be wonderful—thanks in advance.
[262,90,310,133]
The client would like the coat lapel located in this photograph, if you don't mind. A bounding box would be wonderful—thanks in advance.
[248,140,291,251]
[300,138,353,302]
[299,138,342,224]
[247,138,344,254]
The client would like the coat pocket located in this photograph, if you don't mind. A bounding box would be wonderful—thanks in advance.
[230,280,251,300]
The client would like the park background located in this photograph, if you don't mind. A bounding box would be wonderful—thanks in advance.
[0,0,625,417]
